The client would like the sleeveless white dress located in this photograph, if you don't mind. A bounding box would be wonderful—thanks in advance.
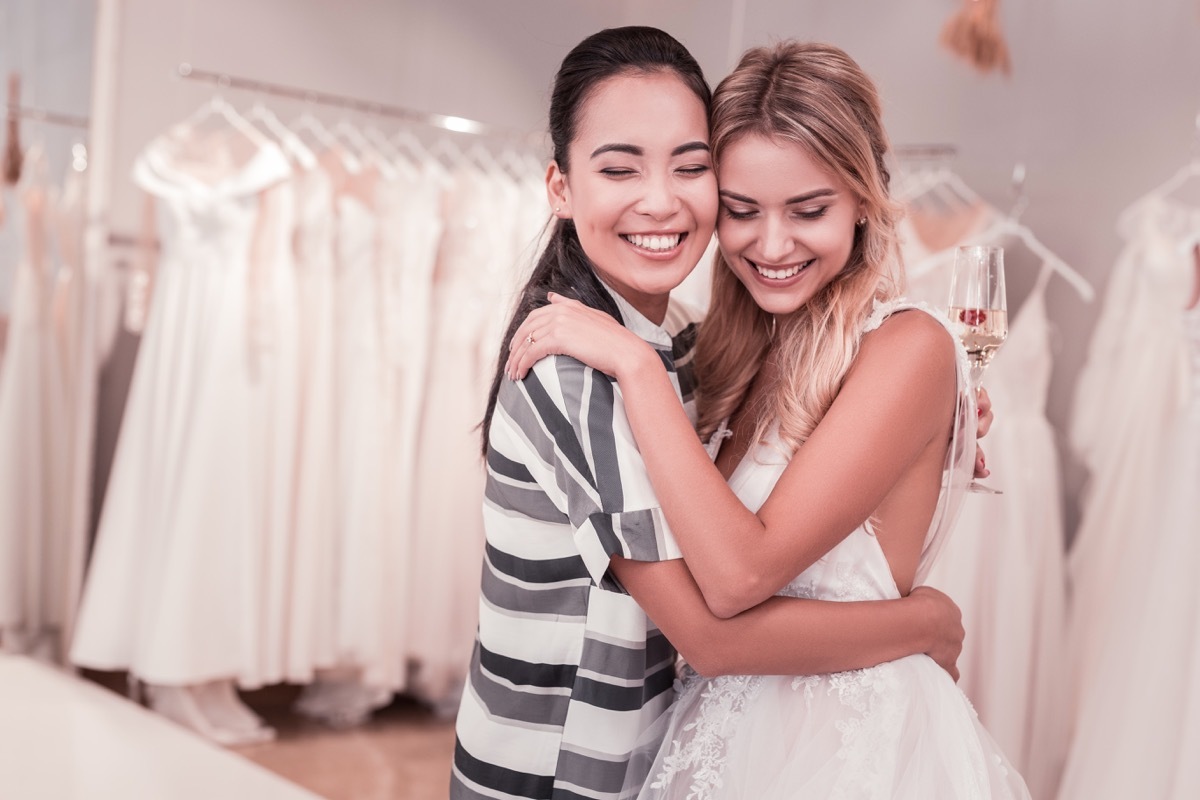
[1065,196,1200,717]
[1056,304,1200,800]
[629,302,1030,800]
[0,149,70,655]
[70,134,292,686]
[899,217,1071,798]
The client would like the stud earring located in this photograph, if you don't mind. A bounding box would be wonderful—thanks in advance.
[555,206,562,214]
[857,216,867,226]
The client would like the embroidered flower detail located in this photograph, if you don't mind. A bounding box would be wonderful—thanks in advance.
[651,675,764,799]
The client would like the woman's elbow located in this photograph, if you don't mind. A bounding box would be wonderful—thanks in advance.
[673,635,730,678]
[700,576,764,620]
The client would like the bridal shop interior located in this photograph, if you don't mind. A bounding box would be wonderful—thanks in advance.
[1,0,1198,797]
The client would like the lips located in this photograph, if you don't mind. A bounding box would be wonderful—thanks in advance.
[749,258,814,280]
[621,232,686,252]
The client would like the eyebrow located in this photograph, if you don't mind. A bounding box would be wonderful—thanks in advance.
[590,141,711,159]
[719,188,837,205]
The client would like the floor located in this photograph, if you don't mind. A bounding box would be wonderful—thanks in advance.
[236,684,458,800]
[0,656,457,800]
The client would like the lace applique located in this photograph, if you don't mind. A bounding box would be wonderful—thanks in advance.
[791,674,822,706]
[803,663,905,799]
[832,559,875,602]
[650,675,764,799]
[703,418,734,460]
[777,576,819,600]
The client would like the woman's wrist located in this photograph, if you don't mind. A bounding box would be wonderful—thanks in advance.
[616,337,667,384]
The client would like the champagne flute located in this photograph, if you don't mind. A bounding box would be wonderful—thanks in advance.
[947,245,1007,494]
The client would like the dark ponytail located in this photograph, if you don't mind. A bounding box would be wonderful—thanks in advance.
[480,26,711,454]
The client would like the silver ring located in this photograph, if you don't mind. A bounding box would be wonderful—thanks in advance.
[526,333,536,345]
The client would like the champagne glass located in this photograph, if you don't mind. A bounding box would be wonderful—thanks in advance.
[947,245,1007,494]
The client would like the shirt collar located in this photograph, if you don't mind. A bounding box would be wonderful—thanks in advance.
[597,279,673,349]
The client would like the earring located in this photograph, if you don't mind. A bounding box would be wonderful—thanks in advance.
[555,206,562,214]
[857,216,867,226]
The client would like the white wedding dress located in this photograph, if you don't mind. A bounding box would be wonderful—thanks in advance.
[629,302,1030,800]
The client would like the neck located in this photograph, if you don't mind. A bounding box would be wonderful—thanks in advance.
[628,293,670,326]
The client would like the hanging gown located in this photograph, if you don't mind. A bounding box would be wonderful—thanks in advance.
[70,132,292,687]
[407,166,506,707]
[285,161,340,681]
[1065,195,1200,715]
[629,300,1029,800]
[0,148,70,656]
[1056,302,1200,800]
[245,165,303,686]
[374,162,443,691]
[329,167,391,682]
[898,216,1070,799]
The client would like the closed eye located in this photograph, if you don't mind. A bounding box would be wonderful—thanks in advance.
[722,205,756,220]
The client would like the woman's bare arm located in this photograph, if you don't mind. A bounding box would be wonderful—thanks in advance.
[509,296,957,617]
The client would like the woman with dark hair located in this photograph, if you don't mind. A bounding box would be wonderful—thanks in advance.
[507,40,1027,798]
[453,28,970,800]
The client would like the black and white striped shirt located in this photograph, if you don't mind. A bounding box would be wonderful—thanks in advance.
[451,288,700,800]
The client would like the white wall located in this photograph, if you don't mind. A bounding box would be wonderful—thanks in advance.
[93,0,1200,539]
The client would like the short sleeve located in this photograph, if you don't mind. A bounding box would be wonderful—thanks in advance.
[501,355,683,586]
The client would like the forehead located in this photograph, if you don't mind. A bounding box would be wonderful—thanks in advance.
[718,133,843,195]
[572,71,709,151]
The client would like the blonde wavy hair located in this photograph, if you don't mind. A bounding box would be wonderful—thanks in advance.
[694,41,905,452]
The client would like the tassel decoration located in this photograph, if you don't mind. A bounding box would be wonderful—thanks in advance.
[940,0,1012,76]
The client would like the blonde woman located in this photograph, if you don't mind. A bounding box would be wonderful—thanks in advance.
[508,41,1029,798]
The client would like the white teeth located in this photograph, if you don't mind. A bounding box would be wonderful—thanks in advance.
[754,260,810,280]
[625,233,681,251]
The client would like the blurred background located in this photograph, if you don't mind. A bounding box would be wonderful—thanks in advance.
[0,1,1197,798]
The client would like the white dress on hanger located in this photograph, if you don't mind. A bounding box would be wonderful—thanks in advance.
[407,166,505,708]
[1056,302,1200,800]
[70,132,291,687]
[1065,196,1199,713]
[329,171,391,682]
[374,163,444,692]
[898,216,1070,799]
[0,148,70,656]
[286,161,339,681]
[629,301,1028,800]
[246,168,303,686]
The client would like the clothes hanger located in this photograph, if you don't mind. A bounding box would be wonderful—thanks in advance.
[332,108,398,181]
[1119,112,1200,229]
[989,216,1094,302]
[180,93,274,151]
[290,104,361,174]
[246,98,317,171]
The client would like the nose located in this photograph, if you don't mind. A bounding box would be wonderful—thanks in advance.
[635,172,682,220]
[757,215,795,263]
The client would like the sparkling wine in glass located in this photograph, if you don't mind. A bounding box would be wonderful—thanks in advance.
[947,245,1007,494]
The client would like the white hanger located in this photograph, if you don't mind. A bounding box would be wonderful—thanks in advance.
[247,100,317,171]
[361,123,416,180]
[181,94,274,150]
[290,109,361,173]
[1119,112,1200,229]
[992,217,1094,302]
[334,117,399,181]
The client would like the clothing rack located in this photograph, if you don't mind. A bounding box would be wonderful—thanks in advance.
[894,143,958,160]
[175,63,537,144]
[4,104,90,130]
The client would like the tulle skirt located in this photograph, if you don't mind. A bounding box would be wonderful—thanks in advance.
[628,655,1030,800]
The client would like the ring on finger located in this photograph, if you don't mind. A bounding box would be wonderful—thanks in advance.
[525,333,536,345]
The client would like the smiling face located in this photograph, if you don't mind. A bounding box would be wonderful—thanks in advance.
[716,133,864,317]
[547,70,717,323]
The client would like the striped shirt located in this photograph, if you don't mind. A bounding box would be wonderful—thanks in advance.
[451,288,701,800]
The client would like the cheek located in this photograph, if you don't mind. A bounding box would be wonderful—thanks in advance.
[687,178,720,229]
